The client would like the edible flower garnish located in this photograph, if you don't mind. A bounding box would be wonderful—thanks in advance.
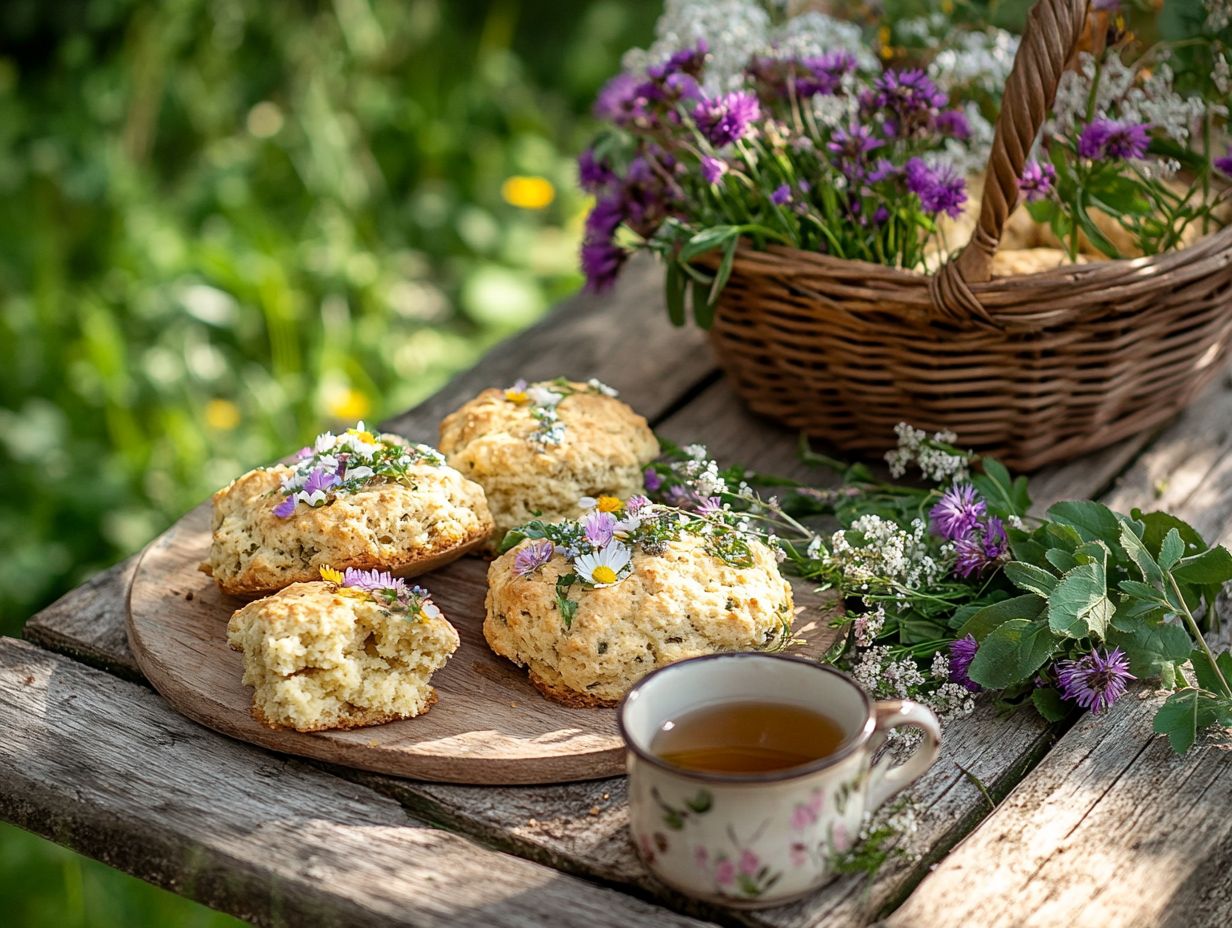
[574,542,632,587]
[317,565,441,620]
[274,421,446,518]
[501,377,620,446]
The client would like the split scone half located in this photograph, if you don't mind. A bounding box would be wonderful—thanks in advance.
[227,568,459,732]
[205,423,494,597]
[439,378,658,547]
[484,498,795,707]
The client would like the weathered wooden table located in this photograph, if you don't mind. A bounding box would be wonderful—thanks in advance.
[6,259,1232,927]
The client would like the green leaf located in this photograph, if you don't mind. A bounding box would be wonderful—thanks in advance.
[1047,547,1113,640]
[1031,687,1070,723]
[967,618,1058,689]
[956,593,1045,640]
[1119,520,1165,585]
[555,572,579,629]
[1003,561,1059,597]
[678,225,739,261]
[1190,649,1232,696]
[704,235,737,318]
[1134,510,1207,558]
[1153,688,1221,754]
[690,276,713,329]
[1171,546,1232,585]
[1158,528,1185,570]
[1107,617,1192,677]
[665,262,686,327]
[973,458,1030,517]
[1117,579,1162,600]
[1045,547,1079,573]
[685,790,713,814]
[1047,500,1121,543]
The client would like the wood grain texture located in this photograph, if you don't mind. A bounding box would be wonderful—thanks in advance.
[127,501,835,785]
[0,638,720,928]
[884,372,1232,928]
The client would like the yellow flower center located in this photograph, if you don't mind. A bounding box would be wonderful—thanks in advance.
[318,566,344,585]
[591,565,618,585]
[505,390,529,405]
[596,496,623,513]
[501,175,556,210]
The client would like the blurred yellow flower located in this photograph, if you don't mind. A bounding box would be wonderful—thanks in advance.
[328,387,371,420]
[501,175,556,210]
[596,495,623,513]
[319,566,344,585]
[205,398,241,430]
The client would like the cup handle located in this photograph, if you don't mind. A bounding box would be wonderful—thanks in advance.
[866,699,942,810]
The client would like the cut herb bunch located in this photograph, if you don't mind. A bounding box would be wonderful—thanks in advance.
[645,429,1232,753]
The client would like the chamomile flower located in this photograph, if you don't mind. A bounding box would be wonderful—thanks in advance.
[575,542,633,587]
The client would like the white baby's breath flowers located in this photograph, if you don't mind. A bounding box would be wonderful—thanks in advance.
[929,29,1020,97]
[826,515,945,591]
[769,11,878,72]
[885,423,969,483]
[623,0,771,91]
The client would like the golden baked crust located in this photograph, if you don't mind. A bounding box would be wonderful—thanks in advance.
[484,533,794,706]
[207,457,493,598]
[438,382,659,546]
[227,581,459,732]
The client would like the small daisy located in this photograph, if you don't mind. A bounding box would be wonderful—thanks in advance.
[574,542,632,587]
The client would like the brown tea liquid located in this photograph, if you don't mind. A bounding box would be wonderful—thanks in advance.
[650,701,847,774]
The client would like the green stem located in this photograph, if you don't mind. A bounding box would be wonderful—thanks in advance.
[1169,573,1232,698]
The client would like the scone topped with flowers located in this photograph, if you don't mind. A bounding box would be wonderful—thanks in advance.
[484,495,794,707]
[206,422,493,597]
[227,567,459,732]
[438,378,659,546]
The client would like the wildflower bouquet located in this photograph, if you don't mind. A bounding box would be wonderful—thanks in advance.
[578,0,1232,319]
[643,432,1232,754]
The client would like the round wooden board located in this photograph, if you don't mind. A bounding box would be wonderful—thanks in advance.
[127,502,837,785]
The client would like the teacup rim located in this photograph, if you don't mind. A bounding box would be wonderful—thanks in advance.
[617,652,876,784]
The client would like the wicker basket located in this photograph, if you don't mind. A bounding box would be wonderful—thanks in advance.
[706,0,1232,471]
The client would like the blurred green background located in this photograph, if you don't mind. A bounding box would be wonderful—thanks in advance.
[0,0,657,923]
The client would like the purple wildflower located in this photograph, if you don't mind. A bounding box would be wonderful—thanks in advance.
[578,149,616,192]
[1018,160,1057,202]
[868,158,898,183]
[700,155,728,184]
[1215,150,1232,177]
[905,157,967,218]
[771,183,792,205]
[643,468,663,492]
[647,41,708,80]
[342,567,408,598]
[626,495,651,516]
[584,195,625,240]
[697,496,724,515]
[1055,647,1135,714]
[294,446,313,461]
[930,484,987,541]
[949,634,981,693]
[514,539,555,577]
[692,91,760,147]
[273,496,297,518]
[581,238,627,292]
[301,467,340,503]
[870,69,947,136]
[665,484,702,510]
[827,124,882,172]
[594,72,641,123]
[1077,119,1151,161]
[953,517,1007,578]
[1092,0,1120,10]
[934,108,970,140]
[583,510,617,547]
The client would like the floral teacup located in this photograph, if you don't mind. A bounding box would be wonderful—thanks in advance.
[618,652,941,908]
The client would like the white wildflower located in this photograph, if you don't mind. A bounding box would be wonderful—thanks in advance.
[623,0,770,92]
[929,29,1020,97]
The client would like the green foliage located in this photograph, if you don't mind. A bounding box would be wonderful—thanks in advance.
[0,822,241,927]
[0,0,661,633]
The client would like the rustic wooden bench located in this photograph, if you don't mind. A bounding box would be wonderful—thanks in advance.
[6,258,1232,927]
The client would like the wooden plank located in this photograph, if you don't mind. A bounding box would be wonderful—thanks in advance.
[24,256,707,679]
[0,637,718,928]
[884,371,1232,928]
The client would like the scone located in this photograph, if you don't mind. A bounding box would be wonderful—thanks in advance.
[227,567,460,732]
[484,498,794,707]
[438,378,659,546]
[206,423,494,597]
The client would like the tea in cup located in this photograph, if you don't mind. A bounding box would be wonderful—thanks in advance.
[618,652,941,908]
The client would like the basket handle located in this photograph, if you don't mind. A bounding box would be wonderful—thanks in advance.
[930,0,1089,325]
